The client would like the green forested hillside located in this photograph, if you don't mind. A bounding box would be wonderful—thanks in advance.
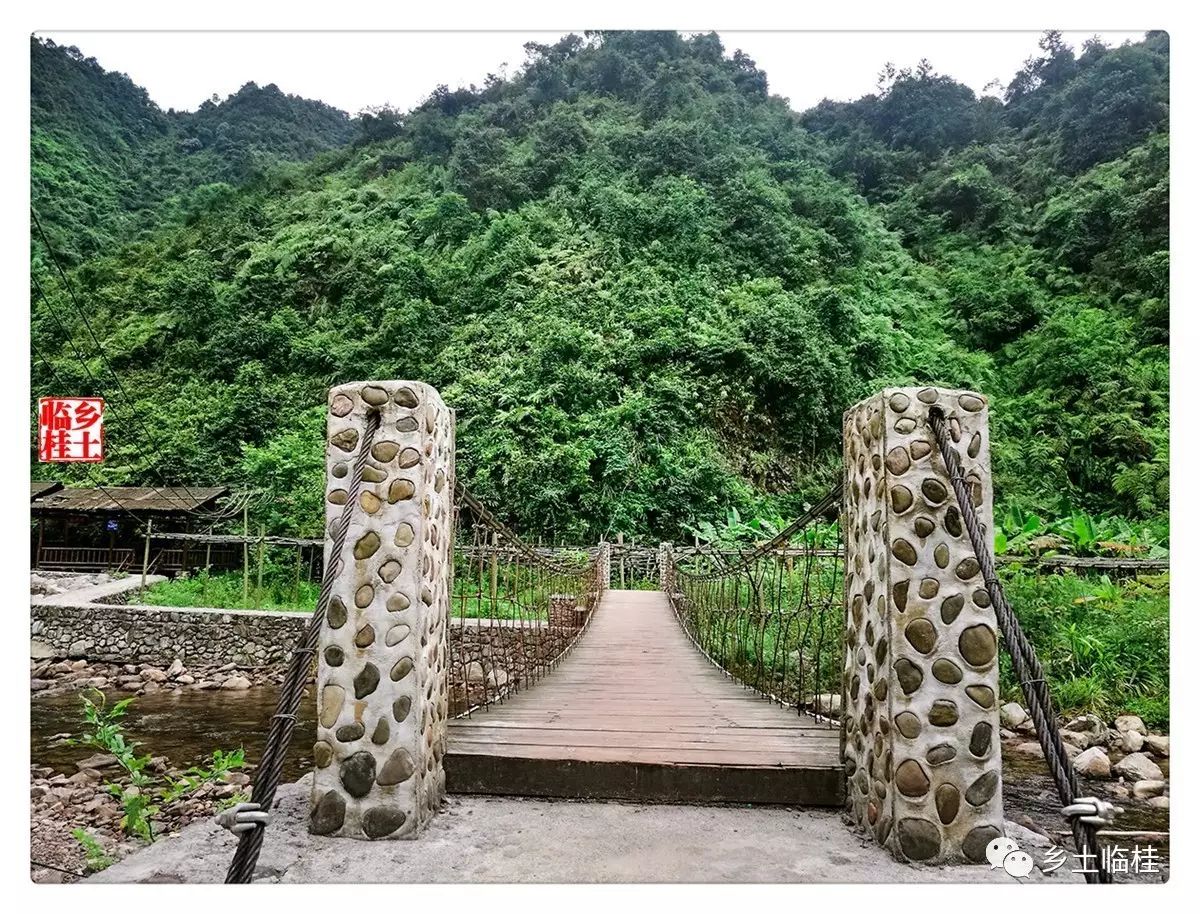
[30,31,1169,542]
[31,37,354,263]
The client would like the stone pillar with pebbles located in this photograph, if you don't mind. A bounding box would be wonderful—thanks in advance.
[841,387,1003,865]
[310,381,454,840]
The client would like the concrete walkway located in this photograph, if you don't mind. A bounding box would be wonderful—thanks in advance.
[90,777,1073,883]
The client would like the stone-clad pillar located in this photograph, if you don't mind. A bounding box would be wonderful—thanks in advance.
[841,387,1003,864]
[310,381,454,840]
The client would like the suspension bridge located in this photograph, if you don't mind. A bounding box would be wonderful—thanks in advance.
[43,377,1115,884]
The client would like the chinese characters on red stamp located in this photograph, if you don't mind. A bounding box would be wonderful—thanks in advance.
[37,397,104,462]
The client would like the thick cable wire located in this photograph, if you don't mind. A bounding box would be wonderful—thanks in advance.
[927,406,1111,884]
[224,410,380,884]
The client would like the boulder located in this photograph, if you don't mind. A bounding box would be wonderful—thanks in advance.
[466,661,486,683]
[220,674,252,691]
[1064,713,1106,745]
[1113,752,1163,783]
[1114,714,1147,736]
[1119,730,1144,753]
[30,639,56,660]
[76,752,118,771]
[1060,730,1091,750]
[166,658,185,678]
[1147,795,1169,811]
[1014,742,1044,757]
[140,667,168,683]
[1144,734,1169,758]
[1132,779,1166,800]
[1073,746,1111,779]
[999,702,1028,729]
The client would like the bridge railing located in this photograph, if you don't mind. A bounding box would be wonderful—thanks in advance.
[451,486,607,716]
[661,486,844,723]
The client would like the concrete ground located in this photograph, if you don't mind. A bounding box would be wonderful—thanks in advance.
[90,776,1075,884]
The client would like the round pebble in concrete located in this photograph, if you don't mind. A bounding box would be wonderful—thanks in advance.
[339,751,376,798]
[935,784,961,825]
[965,770,1000,807]
[963,825,1002,864]
[362,806,408,839]
[310,790,346,835]
[354,662,380,699]
[969,722,993,758]
[897,818,941,861]
[894,760,930,798]
[959,625,997,667]
[377,748,417,785]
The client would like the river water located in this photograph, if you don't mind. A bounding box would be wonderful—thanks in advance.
[32,686,318,783]
[31,687,1169,880]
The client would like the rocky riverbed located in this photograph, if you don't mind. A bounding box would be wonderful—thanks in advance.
[31,664,1169,883]
[30,656,299,883]
[31,655,287,698]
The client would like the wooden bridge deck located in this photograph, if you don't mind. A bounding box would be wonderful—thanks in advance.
[445,589,845,805]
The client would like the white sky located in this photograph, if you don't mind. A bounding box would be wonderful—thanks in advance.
[39,30,1147,116]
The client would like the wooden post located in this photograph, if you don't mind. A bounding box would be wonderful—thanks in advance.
[292,543,303,605]
[617,532,626,588]
[489,531,499,602]
[105,525,116,571]
[140,518,153,597]
[255,524,266,609]
[180,517,191,575]
[242,504,250,605]
[35,519,44,569]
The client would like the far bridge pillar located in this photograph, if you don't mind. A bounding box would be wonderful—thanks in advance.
[842,387,1003,864]
[310,381,455,839]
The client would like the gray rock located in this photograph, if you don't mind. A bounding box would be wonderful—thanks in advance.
[1132,779,1166,799]
[1113,752,1163,783]
[1144,734,1169,758]
[220,675,252,690]
[1073,746,1111,779]
[1119,730,1144,753]
[1114,714,1146,736]
[1064,713,1105,745]
[1060,730,1090,750]
[999,702,1027,729]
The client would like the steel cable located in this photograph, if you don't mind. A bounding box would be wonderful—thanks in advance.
[224,409,380,884]
[927,406,1111,884]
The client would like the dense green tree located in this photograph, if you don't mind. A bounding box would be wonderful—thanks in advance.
[30,30,1169,539]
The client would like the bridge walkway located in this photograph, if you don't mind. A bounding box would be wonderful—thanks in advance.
[446,589,844,805]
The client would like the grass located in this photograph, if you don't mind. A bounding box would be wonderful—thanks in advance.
[133,569,318,613]
[134,554,589,622]
[999,567,1169,729]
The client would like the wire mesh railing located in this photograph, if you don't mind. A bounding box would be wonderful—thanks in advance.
[662,485,844,721]
[450,485,607,716]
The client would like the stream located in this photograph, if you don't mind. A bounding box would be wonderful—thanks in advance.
[31,687,1169,880]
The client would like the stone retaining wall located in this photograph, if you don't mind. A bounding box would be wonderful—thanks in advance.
[31,603,572,680]
[31,602,311,668]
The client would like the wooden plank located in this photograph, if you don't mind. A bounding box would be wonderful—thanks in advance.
[447,588,844,805]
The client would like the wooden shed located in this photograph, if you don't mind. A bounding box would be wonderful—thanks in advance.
[31,483,230,573]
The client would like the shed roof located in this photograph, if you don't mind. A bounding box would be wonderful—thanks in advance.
[31,480,64,501]
[31,485,229,514]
